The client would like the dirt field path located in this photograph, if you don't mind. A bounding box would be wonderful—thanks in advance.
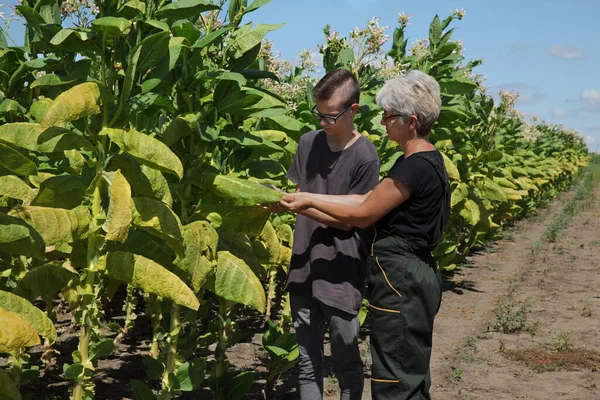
[305,175,600,400]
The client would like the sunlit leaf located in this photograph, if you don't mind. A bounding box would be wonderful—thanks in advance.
[0,290,56,341]
[41,82,101,129]
[106,252,200,310]
[215,251,265,313]
[103,170,132,243]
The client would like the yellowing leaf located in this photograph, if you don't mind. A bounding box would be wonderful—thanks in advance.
[106,251,200,310]
[174,221,219,292]
[0,212,45,260]
[13,262,79,300]
[131,197,184,257]
[41,82,101,129]
[106,128,184,180]
[0,290,56,341]
[0,175,35,202]
[251,221,280,264]
[103,170,132,243]
[459,199,480,226]
[8,206,85,253]
[215,251,266,313]
[0,307,40,355]
[440,151,460,181]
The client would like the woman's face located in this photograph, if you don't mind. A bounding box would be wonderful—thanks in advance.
[381,110,410,146]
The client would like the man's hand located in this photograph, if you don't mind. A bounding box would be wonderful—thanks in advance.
[268,202,289,214]
[281,192,313,213]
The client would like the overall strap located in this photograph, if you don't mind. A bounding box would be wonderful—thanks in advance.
[413,152,451,250]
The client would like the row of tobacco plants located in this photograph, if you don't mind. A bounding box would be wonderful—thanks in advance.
[0,1,589,399]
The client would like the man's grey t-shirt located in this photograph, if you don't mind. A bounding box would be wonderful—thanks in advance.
[286,129,380,315]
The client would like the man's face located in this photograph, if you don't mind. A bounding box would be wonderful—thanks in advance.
[313,97,354,133]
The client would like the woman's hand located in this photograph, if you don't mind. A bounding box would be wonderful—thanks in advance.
[281,192,313,213]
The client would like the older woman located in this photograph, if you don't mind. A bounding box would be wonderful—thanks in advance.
[281,70,450,400]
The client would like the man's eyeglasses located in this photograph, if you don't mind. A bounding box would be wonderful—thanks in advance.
[311,105,352,125]
[381,112,403,124]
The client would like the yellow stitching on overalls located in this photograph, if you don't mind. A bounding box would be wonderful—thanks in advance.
[371,225,377,256]
[369,304,400,313]
[375,256,402,297]
[371,378,400,383]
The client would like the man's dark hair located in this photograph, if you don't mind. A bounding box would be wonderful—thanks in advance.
[312,68,360,107]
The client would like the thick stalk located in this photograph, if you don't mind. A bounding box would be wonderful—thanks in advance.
[214,299,231,395]
[159,303,181,400]
[149,294,162,359]
[264,265,277,324]
[72,166,102,400]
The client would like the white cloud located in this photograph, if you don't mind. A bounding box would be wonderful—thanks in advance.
[516,92,546,105]
[585,135,596,144]
[547,45,584,60]
[580,90,600,112]
[551,108,569,117]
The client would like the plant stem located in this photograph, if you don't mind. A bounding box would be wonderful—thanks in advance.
[160,302,181,400]
[149,294,162,359]
[72,164,103,400]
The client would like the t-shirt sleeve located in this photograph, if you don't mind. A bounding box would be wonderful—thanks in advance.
[286,138,303,186]
[385,157,425,196]
[349,159,380,194]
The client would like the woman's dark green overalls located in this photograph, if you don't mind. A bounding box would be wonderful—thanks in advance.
[366,152,449,399]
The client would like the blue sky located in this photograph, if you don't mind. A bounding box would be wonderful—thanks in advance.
[2,0,599,151]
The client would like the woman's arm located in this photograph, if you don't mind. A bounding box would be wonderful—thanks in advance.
[297,192,371,207]
[282,178,410,229]
[269,186,354,230]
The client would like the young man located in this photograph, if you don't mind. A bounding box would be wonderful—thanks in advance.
[278,69,380,399]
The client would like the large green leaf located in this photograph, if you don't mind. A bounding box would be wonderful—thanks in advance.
[191,26,232,49]
[120,230,176,267]
[106,128,184,180]
[115,0,146,19]
[439,77,478,96]
[0,142,37,177]
[174,221,218,292]
[41,82,101,129]
[191,203,270,237]
[91,17,131,36]
[0,99,26,115]
[161,113,198,146]
[8,206,86,253]
[131,31,170,73]
[155,0,219,21]
[0,212,45,260]
[31,175,87,209]
[215,251,265,313]
[194,173,282,206]
[0,307,40,355]
[13,262,79,300]
[30,74,76,89]
[106,252,200,310]
[103,170,132,243]
[218,130,285,152]
[108,154,173,207]
[0,123,92,153]
[0,290,56,341]
[0,175,35,202]
[225,23,283,60]
[217,228,265,279]
[131,197,184,257]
